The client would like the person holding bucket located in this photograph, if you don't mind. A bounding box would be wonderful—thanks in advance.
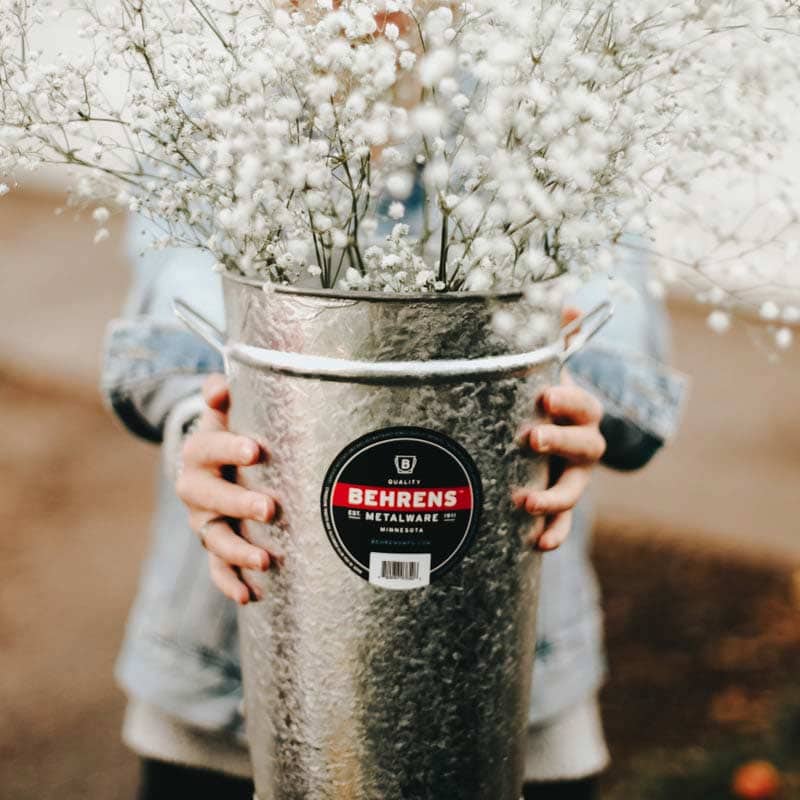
[102,205,685,800]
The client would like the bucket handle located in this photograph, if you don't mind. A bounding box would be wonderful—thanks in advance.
[556,300,614,364]
[173,298,612,385]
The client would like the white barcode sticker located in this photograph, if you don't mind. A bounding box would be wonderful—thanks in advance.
[369,552,431,590]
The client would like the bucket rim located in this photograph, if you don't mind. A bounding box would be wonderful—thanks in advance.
[174,296,613,383]
[221,270,525,303]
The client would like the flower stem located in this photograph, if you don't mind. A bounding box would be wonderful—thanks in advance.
[438,211,450,287]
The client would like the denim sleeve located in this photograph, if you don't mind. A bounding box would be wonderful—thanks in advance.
[99,215,225,443]
[564,241,689,470]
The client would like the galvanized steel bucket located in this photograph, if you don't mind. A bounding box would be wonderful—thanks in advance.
[175,274,611,800]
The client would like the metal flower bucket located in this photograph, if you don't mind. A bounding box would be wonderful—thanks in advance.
[175,274,611,800]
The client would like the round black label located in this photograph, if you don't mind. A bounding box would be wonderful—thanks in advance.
[320,426,483,590]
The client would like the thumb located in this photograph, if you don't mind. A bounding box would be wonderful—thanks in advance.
[202,373,230,414]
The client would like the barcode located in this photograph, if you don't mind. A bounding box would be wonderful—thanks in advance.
[369,552,430,589]
[380,560,420,580]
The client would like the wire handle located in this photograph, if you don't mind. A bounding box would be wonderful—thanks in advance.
[557,300,614,365]
[173,298,612,385]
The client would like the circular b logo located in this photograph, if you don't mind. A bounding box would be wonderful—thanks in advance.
[320,426,483,590]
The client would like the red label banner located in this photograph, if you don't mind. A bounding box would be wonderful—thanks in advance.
[332,482,472,512]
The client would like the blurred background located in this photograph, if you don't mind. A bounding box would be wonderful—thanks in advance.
[3,180,799,800]
[2,21,800,800]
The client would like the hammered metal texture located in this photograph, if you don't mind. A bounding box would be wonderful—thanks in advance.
[223,277,561,800]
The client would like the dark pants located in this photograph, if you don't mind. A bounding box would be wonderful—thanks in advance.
[137,759,254,800]
[137,758,599,799]
[522,777,598,799]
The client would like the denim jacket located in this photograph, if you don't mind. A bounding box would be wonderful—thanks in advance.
[101,218,687,741]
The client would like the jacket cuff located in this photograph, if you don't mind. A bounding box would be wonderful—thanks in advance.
[566,342,690,444]
[100,318,224,443]
[598,413,663,471]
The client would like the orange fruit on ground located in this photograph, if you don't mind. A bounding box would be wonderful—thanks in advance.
[732,760,781,799]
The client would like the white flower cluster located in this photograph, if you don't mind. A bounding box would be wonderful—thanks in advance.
[1,0,799,334]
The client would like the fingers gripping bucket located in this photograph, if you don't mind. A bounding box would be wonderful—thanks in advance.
[175,276,611,800]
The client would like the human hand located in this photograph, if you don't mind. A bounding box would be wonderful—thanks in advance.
[176,374,278,605]
[512,308,607,552]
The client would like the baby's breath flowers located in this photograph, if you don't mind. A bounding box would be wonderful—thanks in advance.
[1,0,799,340]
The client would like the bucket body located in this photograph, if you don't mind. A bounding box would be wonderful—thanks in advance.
[220,277,563,800]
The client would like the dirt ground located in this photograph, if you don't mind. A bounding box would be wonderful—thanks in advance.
[1,371,798,800]
[0,370,155,799]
